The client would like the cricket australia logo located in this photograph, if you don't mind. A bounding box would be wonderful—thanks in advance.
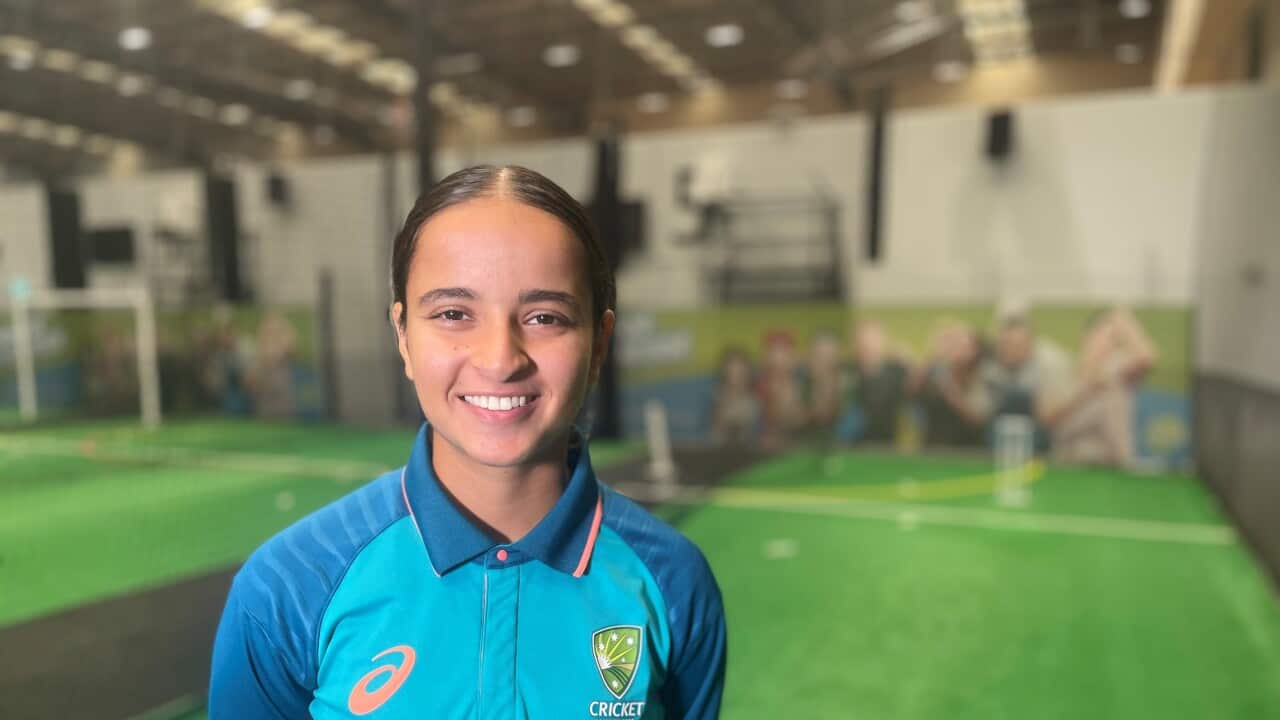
[592,625,642,699]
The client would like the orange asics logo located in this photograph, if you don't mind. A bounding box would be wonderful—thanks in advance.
[347,645,416,716]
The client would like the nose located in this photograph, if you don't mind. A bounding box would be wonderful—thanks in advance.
[471,319,532,381]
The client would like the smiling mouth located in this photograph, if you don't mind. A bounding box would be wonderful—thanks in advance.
[461,394,538,411]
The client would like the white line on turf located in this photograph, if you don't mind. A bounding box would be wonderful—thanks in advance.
[710,496,1237,546]
[0,434,391,482]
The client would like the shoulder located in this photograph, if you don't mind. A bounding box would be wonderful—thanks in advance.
[598,485,720,608]
[227,469,409,662]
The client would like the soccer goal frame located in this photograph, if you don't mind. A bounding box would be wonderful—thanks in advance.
[8,285,161,428]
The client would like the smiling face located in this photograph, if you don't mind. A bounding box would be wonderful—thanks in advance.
[392,196,614,472]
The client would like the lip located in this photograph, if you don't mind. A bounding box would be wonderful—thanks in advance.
[457,393,539,425]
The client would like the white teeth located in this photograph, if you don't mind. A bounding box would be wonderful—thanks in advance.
[464,395,530,411]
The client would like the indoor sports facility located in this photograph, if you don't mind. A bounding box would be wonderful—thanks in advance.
[3,1,1280,718]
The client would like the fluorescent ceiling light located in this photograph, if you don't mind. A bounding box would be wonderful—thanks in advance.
[543,43,581,67]
[79,61,118,84]
[242,6,274,29]
[51,125,82,148]
[40,49,80,72]
[621,25,657,49]
[118,27,152,52]
[7,49,35,71]
[19,117,51,141]
[0,111,17,132]
[592,4,634,27]
[262,10,313,39]
[220,103,252,125]
[705,23,743,48]
[117,74,149,96]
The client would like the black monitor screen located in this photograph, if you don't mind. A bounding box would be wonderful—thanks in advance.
[89,227,135,264]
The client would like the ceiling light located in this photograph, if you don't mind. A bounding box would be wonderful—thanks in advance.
[242,5,274,29]
[637,92,669,113]
[40,49,80,72]
[932,60,969,83]
[284,77,315,100]
[117,74,149,96]
[543,43,580,68]
[705,23,744,48]
[776,78,808,100]
[1119,0,1151,19]
[325,40,378,67]
[621,25,657,49]
[220,103,252,125]
[79,61,117,84]
[1115,43,1143,64]
[0,111,17,132]
[506,105,537,127]
[293,26,346,54]
[19,117,51,141]
[7,49,35,71]
[592,4,634,27]
[895,1,931,23]
[263,10,313,40]
[51,125,82,148]
[572,0,609,10]
[118,26,152,52]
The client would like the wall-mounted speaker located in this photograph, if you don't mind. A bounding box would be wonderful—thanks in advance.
[986,109,1015,161]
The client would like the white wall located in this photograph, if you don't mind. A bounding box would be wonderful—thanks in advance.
[78,170,205,300]
[874,89,1212,304]
[236,156,402,425]
[1193,87,1280,392]
[0,183,50,292]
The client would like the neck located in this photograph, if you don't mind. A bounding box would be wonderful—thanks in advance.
[430,429,568,544]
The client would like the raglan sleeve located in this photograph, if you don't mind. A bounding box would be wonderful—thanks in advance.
[208,578,313,720]
[661,544,728,720]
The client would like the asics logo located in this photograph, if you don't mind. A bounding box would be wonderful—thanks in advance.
[347,645,416,715]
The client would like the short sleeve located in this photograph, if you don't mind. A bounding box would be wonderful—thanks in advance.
[209,590,313,720]
[661,549,728,719]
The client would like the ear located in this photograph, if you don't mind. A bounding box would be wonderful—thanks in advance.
[588,309,616,386]
[390,302,414,381]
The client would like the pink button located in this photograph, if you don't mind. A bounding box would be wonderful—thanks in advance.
[496,549,509,562]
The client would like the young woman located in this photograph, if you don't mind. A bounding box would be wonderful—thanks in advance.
[209,166,727,719]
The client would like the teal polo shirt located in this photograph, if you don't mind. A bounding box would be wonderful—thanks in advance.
[209,424,726,719]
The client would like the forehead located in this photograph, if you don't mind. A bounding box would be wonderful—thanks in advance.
[410,196,588,293]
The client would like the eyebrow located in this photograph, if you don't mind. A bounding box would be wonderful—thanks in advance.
[416,287,581,314]
[519,289,581,314]
[416,287,476,306]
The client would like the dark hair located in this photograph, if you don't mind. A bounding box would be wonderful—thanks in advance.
[391,165,615,329]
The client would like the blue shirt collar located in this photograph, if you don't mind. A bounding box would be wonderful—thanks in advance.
[401,423,601,577]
